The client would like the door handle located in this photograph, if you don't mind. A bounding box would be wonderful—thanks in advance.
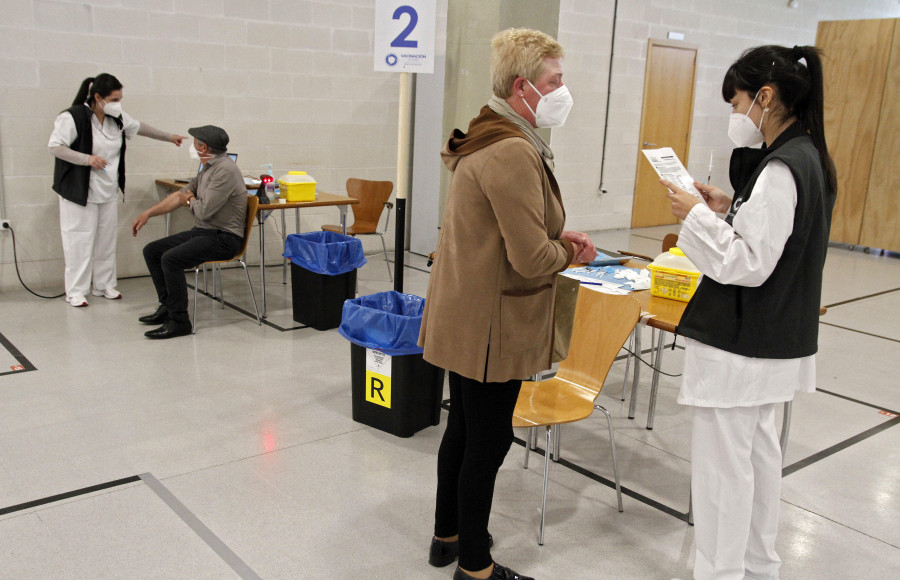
[643,142,657,147]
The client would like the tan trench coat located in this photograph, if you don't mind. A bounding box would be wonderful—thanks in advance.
[418,108,574,383]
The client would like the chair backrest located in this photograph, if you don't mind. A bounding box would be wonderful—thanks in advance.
[662,233,679,252]
[554,289,641,399]
[346,178,393,233]
[232,194,259,260]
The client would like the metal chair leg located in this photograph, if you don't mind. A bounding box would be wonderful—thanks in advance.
[523,427,533,469]
[379,234,392,282]
[596,405,624,512]
[241,260,261,325]
[217,265,225,308]
[192,268,199,334]
[551,424,561,462]
[539,425,552,546]
[688,489,694,525]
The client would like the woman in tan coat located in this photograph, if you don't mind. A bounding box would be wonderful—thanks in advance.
[420,29,595,580]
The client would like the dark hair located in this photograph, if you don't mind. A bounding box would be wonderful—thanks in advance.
[72,73,123,107]
[722,45,837,194]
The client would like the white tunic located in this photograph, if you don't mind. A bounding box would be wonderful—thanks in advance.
[676,159,816,408]
[48,106,140,204]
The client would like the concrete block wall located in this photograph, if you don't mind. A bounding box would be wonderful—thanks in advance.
[0,0,402,292]
[554,0,900,234]
[2,0,899,292]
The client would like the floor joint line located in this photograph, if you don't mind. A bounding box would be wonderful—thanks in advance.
[140,473,262,580]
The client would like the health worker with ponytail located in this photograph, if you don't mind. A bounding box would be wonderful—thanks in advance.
[660,45,837,580]
[48,74,185,307]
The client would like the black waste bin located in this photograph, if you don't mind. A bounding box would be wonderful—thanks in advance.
[339,291,444,438]
[283,231,367,330]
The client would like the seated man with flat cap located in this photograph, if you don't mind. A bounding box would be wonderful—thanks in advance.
[132,125,248,339]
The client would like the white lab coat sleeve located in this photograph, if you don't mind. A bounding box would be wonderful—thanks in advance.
[677,160,797,287]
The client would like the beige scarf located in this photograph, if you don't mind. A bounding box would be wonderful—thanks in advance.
[488,96,555,172]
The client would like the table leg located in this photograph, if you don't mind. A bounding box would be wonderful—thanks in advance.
[621,330,634,401]
[165,213,171,237]
[628,326,642,419]
[260,216,267,318]
[339,206,348,234]
[646,329,666,430]
[282,210,288,284]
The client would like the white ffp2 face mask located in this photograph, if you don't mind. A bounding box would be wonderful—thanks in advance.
[522,80,574,128]
[727,91,766,148]
[189,143,202,161]
[101,99,122,117]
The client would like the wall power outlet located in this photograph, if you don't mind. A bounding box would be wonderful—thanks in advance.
[1,220,10,230]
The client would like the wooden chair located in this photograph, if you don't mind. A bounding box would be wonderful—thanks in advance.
[513,289,641,545]
[191,195,261,333]
[321,178,394,281]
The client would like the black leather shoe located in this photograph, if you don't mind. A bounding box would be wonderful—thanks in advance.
[453,563,533,580]
[138,304,169,325]
[144,319,192,339]
[429,534,493,568]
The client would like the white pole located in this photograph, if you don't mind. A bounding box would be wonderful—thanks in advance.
[393,71,412,290]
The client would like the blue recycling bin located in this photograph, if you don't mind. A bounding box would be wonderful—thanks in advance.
[283,232,367,330]
[339,291,444,437]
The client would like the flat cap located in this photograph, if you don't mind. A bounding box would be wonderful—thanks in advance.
[188,125,229,151]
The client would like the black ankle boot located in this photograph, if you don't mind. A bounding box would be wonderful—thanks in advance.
[453,562,534,580]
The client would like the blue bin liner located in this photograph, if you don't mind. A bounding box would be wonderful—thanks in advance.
[338,291,425,356]
[283,231,367,275]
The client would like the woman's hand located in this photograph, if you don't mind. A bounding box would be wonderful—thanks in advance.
[171,134,188,146]
[560,230,596,264]
[660,179,702,221]
[693,181,732,213]
[88,155,107,170]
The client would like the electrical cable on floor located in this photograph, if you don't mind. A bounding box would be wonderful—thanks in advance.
[6,225,65,299]
[622,346,683,378]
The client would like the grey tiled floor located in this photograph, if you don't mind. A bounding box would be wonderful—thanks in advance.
[0,226,898,579]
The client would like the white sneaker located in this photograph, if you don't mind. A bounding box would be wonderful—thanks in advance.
[66,294,88,307]
[91,287,122,300]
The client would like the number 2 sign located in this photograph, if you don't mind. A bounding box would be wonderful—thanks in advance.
[374,0,436,73]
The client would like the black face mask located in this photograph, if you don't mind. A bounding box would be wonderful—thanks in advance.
[729,147,770,194]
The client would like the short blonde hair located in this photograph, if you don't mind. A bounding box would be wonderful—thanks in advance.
[490,28,564,98]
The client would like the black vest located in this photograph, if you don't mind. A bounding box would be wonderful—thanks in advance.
[52,105,126,206]
[677,126,836,359]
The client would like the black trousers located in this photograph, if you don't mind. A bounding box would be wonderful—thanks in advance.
[142,227,242,323]
[434,371,522,571]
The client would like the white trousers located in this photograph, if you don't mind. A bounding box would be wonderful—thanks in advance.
[59,197,118,298]
[691,403,782,580]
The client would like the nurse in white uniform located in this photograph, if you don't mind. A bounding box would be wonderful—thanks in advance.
[48,73,185,307]
[660,45,837,580]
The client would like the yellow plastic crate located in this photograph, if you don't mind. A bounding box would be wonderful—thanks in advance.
[646,263,700,302]
[277,171,316,202]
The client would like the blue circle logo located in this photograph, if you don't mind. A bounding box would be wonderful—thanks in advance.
[385,53,398,66]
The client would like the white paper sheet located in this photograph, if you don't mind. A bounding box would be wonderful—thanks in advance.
[642,147,706,204]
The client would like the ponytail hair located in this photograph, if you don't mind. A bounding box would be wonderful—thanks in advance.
[72,73,123,108]
[722,45,837,195]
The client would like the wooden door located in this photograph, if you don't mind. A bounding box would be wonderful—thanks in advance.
[817,19,895,244]
[631,39,698,228]
[859,20,900,250]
